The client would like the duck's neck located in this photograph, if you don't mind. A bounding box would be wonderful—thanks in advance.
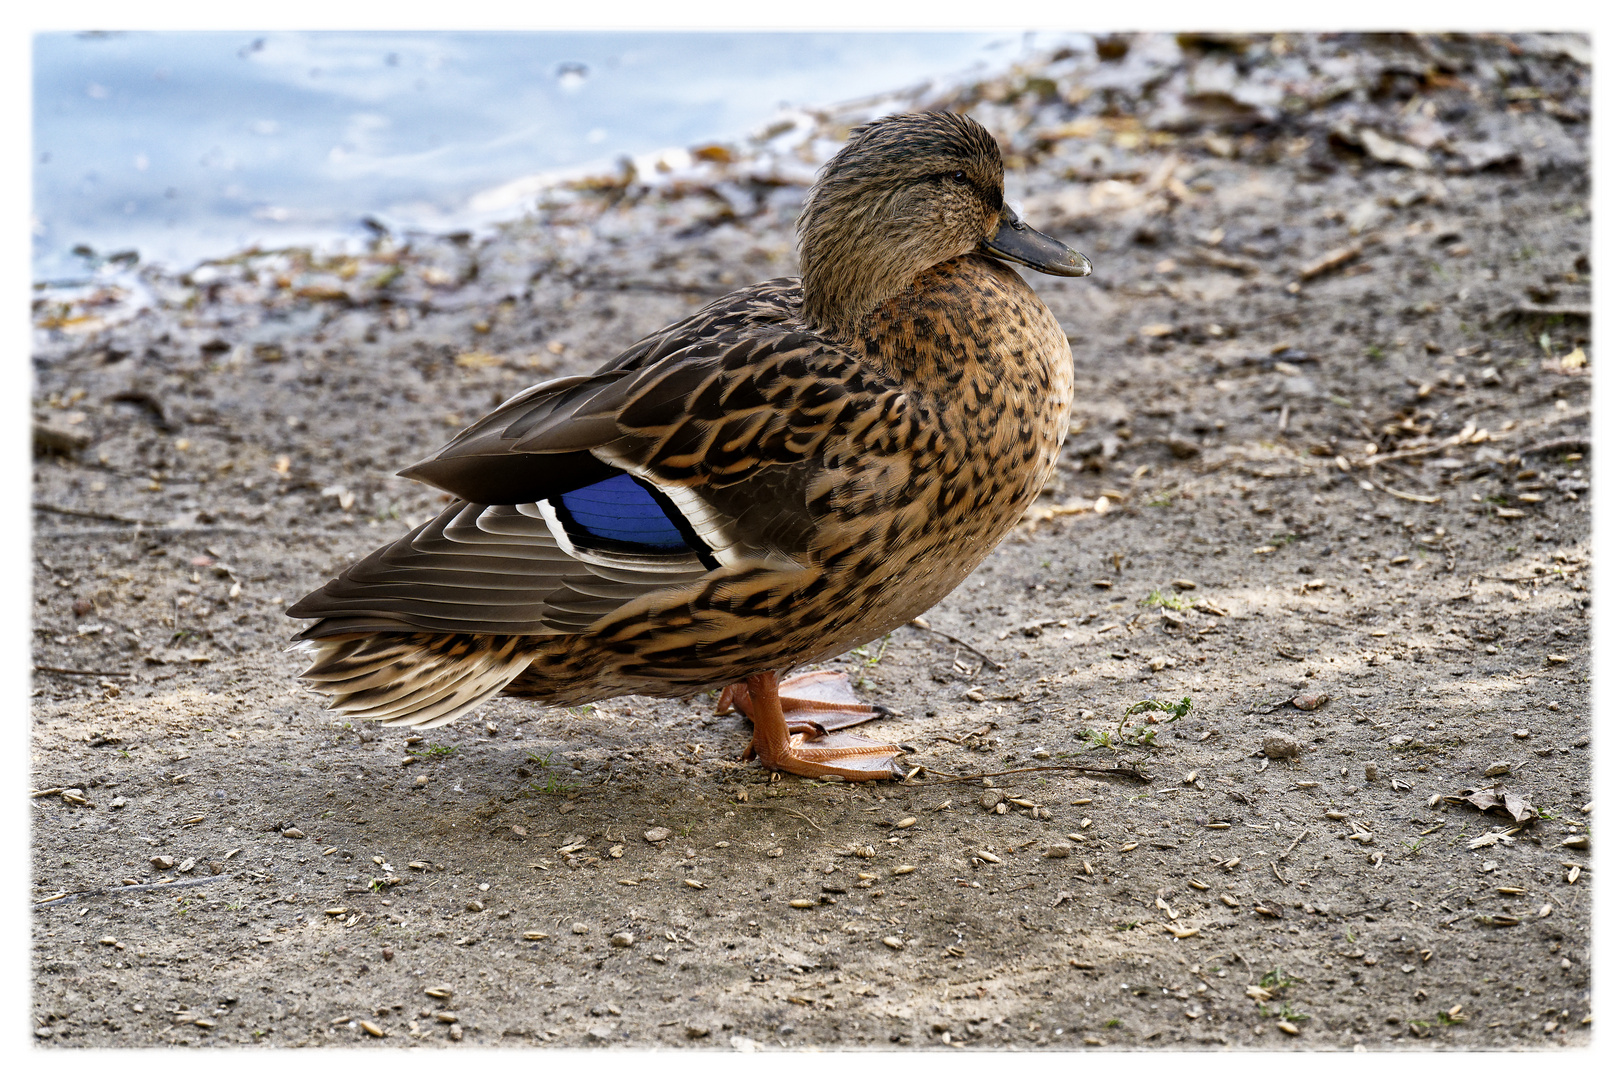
[797,201,938,340]
[847,254,1036,387]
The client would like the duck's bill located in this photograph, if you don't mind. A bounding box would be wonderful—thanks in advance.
[981,209,1092,277]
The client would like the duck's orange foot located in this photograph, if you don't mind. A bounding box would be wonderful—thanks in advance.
[747,730,909,782]
[721,671,909,782]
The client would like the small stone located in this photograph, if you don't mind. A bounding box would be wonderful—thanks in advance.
[110,796,126,809]
[382,948,394,961]
[587,1024,616,1041]
[282,828,305,839]
[1044,844,1073,858]
[448,1023,463,1041]
[644,827,671,843]
[1364,763,1380,782]
[150,855,174,870]
[465,900,485,912]
[979,790,1002,810]
[415,776,429,786]
[1262,734,1300,759]
[1513,729,1531,740]
[208,861,223,874]
[178,857,196,873]
[610,931,635,947]
[572,922,589,934]
[1484,761,1512,777]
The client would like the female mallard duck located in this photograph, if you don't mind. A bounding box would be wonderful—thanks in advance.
[288,111,1090,782]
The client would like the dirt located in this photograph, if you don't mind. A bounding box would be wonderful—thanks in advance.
[31,32,1591,1049]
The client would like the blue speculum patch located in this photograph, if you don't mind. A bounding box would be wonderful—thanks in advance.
[556,473,689,550]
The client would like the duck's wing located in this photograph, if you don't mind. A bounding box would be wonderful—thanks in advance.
[289,281,901,641]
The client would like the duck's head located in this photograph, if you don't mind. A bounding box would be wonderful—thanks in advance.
[797,110,1090,336]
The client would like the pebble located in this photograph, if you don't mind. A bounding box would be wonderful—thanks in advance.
[465,901,485,912]
[150,855,174,870]
[1044,844,1072,858]
[1364,764,1380,782]
[415,776,429,786]
[644,827,671,843]
[282,828,305,839]
[1262,734,1300,759]
[1514,729,1531,739]
[979,791,1003,810]
[448,1023,463,1041]
[1484,761,1512,777]
[572,922,589,934]
[611,931,635,947]
[893,865,915,875]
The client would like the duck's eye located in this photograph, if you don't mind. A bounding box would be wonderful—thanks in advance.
[949,171,969,184]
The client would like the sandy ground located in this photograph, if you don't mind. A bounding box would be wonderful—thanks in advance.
[31,33,1590,1049]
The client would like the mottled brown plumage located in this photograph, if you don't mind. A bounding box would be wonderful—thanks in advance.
[288,111,1090,780]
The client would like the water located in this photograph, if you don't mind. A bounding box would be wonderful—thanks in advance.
[32,30,1056,282]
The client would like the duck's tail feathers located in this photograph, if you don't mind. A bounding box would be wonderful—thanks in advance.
[295,633,534,729]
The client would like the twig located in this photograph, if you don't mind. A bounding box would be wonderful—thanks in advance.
[1271,861,1287,885]
[735,804,823,832]
[1363,474,1440,504]
[33,874,229,909]
[905,621,1004,671]
[1519,437,1589,458]
[33,665,133,678]
[32,502,152,526]
[1281,829,1310,859]
[915,763,1151,785]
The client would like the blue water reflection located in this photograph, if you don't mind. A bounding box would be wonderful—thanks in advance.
[33,30,1044,281]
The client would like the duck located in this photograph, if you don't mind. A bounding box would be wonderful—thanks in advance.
[287,110,1091,782]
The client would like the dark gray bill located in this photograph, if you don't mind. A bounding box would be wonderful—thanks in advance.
[981,206,1092,277]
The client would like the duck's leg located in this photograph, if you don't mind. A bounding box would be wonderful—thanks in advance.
[716,669,890,735]
[726,672,907,782]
